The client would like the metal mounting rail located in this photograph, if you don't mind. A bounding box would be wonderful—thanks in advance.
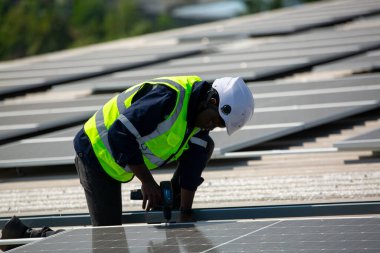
[0,238,43,247]
[1,201,379,228]
[213,147,339,159]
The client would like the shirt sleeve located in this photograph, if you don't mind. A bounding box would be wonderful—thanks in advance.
[177,130,212,191]
[108,85,177,167]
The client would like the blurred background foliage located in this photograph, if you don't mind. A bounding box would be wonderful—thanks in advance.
[0,0,320,61]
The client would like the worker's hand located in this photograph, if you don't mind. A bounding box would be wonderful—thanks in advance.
[141,182,162,211]
[128,164,162,211]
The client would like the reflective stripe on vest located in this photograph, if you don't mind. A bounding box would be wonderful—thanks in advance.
[190,137,208,148]
[118,114,165,167]
[94,85,140,173]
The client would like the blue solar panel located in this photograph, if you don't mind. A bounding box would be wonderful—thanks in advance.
[8,217,380,252]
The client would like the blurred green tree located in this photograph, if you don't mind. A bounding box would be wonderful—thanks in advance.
[0,0,70,60]
[103,0,152,40]
[68,0,106,46]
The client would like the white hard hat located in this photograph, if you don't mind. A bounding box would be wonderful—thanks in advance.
[212,77,254,135]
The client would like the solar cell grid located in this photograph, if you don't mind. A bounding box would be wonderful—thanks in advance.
[8,217,380,253]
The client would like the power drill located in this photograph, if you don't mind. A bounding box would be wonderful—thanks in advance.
[130,181,173,222]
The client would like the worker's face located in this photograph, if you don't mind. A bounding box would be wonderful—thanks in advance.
[194,98,226,131]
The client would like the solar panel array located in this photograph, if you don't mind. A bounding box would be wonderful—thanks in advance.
[84,21,380,93]
[0,44,206,99]
[1,0,380,167]
[8,217,380,253]
[1,71,379,168]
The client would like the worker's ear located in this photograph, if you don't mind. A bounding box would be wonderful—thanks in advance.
[209,97,217,105]
[198,97,217,112]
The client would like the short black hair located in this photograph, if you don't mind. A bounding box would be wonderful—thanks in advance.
[206,87,220,104]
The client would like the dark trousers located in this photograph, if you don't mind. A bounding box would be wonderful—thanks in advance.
[75,148,122,226]
[74,135,214,227]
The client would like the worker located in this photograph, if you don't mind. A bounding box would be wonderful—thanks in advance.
[73,76,254,226]
[0,76,253,251]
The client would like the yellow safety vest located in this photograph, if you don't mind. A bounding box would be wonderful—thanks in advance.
[84,76,202,182]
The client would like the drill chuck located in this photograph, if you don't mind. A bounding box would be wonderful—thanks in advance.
[160,181,173,221]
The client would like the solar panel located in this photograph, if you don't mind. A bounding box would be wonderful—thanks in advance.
[313,49,380,73]
[334,128,380,151]
[0,126,79,168]
[0,95,110,145]
[0,44,206,100]
[212,105,379,155]
[8,217,380,252]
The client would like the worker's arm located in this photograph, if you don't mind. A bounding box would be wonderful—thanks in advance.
[128,164,161,211]
[175,131,214,222]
